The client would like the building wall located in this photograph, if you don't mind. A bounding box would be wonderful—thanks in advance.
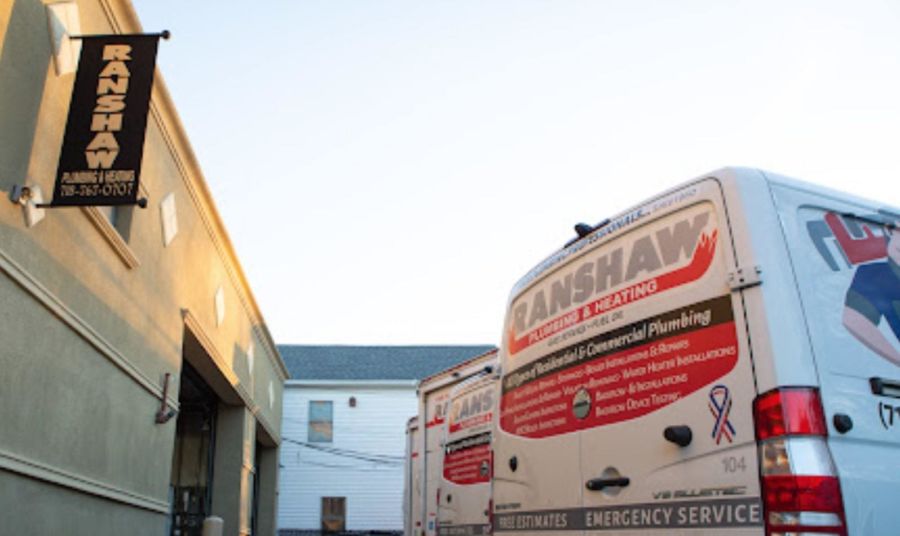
[0,1,287,534]
[279,382,418,534]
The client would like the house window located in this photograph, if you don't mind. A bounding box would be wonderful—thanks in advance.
[308,401,333,443]
[160,192,178,246]
[214,286,226,327]
[84,204,139,268]
[97,204,134,241]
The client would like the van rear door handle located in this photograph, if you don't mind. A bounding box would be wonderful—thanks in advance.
[585,477,630,491]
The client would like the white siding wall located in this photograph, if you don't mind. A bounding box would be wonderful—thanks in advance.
[278,384,418,532]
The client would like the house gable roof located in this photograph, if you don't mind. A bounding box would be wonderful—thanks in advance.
[277,345,497,381]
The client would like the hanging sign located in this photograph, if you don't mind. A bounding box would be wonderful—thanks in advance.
[51,34,163,207]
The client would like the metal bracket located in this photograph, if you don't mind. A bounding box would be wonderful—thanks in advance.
[68,30,171,40]
[727,265,762,291]
[10,185,148,210]
[155,372,177,424]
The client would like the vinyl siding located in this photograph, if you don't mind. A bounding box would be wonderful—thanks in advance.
[278,384,417,532]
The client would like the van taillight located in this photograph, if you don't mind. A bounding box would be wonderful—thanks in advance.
[487,449,494,533]
[487,498,494,534]
[753,388,847,536]
[754,387,828,439]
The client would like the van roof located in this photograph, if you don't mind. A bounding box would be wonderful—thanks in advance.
[508,166,898,298]
[417,348,499,386]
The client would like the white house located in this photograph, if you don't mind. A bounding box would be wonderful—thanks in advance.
[277,345,494,536]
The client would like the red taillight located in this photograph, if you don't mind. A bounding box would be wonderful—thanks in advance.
[763,475,843,512]
[754,387,828,440]
[753,387,846,536]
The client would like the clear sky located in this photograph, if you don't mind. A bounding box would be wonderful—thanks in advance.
[132,0,900,345]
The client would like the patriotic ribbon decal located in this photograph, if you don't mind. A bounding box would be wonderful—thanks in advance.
[708,385,736,444]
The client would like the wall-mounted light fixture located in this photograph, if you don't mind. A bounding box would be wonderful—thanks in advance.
[9,184,46,227]
[349,396,357,408]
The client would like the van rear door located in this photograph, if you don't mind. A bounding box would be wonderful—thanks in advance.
[578,186,762,534]
[498,180,763,535]
[437,374,496,536]
[771,181,900,534]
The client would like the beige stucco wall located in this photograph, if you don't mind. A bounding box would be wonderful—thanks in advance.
[0,0,287,534]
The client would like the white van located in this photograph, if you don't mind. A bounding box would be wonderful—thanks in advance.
[437,370,499,536]
[492,168,900,536]
[416,350,500,536]
[405,416,423,536]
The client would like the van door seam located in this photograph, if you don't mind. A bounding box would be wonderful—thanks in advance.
[711,175,761,396]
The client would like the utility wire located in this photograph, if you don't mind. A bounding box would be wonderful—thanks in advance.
[290,439,404,462]
[295,459,398,471]
[282,437,404,466]
[302,442,404,462]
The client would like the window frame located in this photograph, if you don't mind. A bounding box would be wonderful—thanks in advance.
[308,400,334,443]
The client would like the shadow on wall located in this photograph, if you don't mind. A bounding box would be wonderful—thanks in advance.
[232,338,282,448]
[232,340,251,392]
[0,0,51,195]
[0,209,184,366]
[0,236,177,506]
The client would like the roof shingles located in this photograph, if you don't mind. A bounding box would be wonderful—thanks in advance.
[277,345,496,381]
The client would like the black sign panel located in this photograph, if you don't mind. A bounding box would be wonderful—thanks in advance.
[52,35,160,206]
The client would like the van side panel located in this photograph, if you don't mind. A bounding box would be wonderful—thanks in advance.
[725,168,823,392]
[405,418,422,536]
[770,180,900,535]
[424,386,454,536]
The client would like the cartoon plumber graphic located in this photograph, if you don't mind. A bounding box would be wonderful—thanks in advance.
[842,220,900,367]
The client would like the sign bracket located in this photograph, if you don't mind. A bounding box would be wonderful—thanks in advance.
[34,197,148,209]
[11,184,147,209]
[68,30,171,41]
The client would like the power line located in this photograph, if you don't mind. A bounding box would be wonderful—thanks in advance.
[295,459,398,471]
[282,437,404,466]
